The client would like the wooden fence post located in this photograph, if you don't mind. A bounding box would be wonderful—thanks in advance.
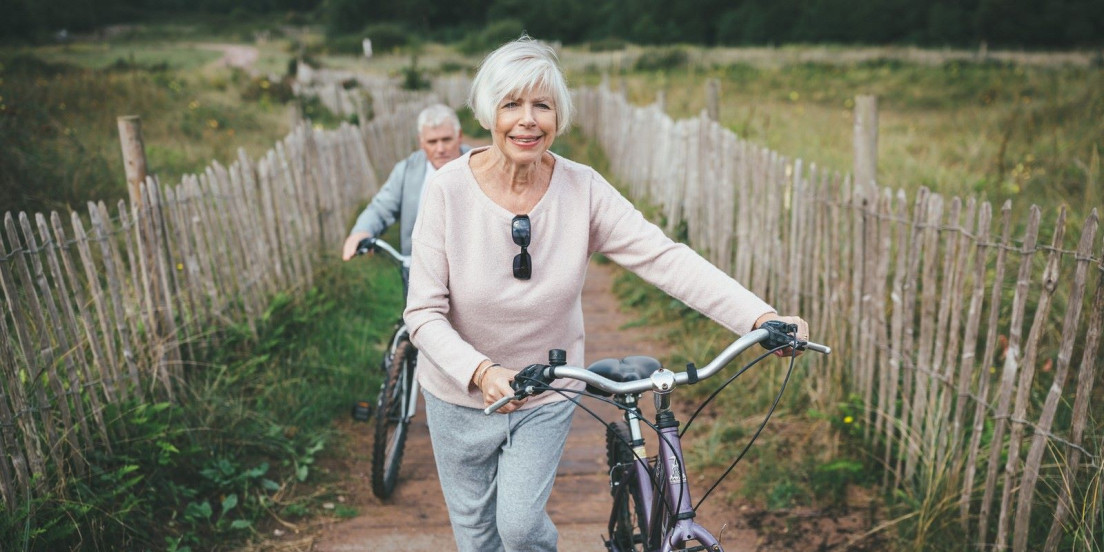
[853,95,878,195]
[705,78,720,122]
[118,116,148,204]
[117,115,179,400]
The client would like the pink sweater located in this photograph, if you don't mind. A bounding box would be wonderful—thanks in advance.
[404,147,775,410]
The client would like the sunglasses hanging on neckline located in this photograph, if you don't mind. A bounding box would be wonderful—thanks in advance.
[511,214,531,280]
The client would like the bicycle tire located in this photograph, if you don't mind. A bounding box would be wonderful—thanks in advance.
[371,338,415,499]
[606,421,648,552]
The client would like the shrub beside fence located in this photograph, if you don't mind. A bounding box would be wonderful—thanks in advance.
[574,83,1101,551]
[0,99,437,510]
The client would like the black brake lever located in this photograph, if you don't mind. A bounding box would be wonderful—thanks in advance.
[355,237,376,256]
[511,363,553,397]
[759,320,799,351]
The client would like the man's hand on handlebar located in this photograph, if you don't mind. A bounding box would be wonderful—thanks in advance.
[753,313,810,357]
[343,232,374,261]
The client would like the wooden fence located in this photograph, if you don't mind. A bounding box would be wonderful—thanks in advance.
[0,97,438,510]
[574,83,1102,551]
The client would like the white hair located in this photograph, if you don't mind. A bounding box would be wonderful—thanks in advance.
[467,35,572,135]
[417,103,461,136]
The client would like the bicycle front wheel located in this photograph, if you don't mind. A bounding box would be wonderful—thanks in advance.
[371,339,416,499]
[606,421,648,552]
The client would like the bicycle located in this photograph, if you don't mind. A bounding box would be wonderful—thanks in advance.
[352,237,418,500]
[485,321,830,552]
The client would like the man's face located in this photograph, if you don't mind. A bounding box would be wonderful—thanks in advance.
[420,123,463,169]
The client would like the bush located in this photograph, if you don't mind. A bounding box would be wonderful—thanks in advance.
[633,47,689,72]
[588,37,628,52]
[240,75,295,104]
[324,34,369,56]
[439,60,473,74]
[457,19,524,56]
[400,55,430,91]
[363,23,412,54]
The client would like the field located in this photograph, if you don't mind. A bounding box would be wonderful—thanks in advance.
[4,30,1100,219]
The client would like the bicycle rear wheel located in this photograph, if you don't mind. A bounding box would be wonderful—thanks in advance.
[606,421,648,552]
[371,339,415,499]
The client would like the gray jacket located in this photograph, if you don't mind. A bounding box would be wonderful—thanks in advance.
[350,146,470,256]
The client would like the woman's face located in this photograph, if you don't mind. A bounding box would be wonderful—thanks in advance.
[491,89,558,167]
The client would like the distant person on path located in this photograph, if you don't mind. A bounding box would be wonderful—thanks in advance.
[341,103,469,264]
[403,36,810,551]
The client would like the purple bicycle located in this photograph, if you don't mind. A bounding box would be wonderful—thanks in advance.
[485,321,830,551]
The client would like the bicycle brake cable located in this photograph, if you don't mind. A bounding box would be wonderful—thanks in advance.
[694,350,798,510]
[681,346,782,438]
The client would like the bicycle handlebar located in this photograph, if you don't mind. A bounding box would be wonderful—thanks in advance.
[483,329,830,415]
[355,237,410,268]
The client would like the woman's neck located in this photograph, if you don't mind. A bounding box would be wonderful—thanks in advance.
[483,148,549,190]
[471,148,554,213]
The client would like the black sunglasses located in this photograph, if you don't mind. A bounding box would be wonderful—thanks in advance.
[511,214,531,280]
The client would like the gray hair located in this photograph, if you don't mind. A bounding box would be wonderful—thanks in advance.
[417,103,462,136]
[468,35,572,135]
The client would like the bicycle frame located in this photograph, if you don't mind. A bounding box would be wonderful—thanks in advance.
[614,393,721,551]
[485,324,830,551]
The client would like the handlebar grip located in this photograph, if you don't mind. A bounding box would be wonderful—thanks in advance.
[801,341,831,355]
[483,395,513,415]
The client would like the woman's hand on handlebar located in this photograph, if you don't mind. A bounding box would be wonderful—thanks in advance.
[477,364,527,414]
[343,232,373,261]
[753,313,810,357]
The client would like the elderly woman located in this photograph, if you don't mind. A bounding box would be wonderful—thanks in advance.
[403,36,809,551]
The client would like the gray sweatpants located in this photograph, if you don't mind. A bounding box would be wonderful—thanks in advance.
[423,390,576,552]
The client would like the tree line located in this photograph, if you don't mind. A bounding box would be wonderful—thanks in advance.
[2,0,1102,49]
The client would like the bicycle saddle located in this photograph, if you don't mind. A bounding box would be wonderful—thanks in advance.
[585,356,662,396]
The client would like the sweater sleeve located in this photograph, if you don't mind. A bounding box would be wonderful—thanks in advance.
[588,171,775,336]
[402,174,489,389]
[350,157,406,237]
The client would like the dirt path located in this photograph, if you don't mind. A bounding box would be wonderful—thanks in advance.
[308,260,680,550]
[296,260,877,551]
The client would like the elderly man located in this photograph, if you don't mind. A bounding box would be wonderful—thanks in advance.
[342,103,469,261]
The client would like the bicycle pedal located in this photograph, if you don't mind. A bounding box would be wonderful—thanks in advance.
[351,399,373,421]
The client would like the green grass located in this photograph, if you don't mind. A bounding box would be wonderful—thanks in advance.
[33,42,223,71]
